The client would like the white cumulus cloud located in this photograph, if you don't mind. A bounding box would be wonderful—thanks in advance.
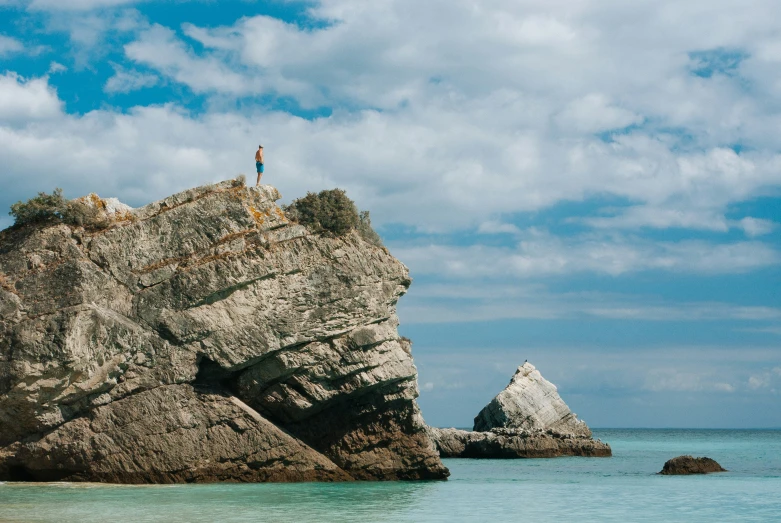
[0,73,62,122]
[125,25,251,95]
[3,1,781,274]
[555,94,643,134]
[109,1,781,236]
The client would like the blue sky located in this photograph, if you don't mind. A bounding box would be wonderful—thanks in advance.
[1,0,779,428]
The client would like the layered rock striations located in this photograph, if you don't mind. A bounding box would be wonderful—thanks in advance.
[429,363,611,458]
[0,179,448,483]
[474,362,592,437]
[428,426,611,459]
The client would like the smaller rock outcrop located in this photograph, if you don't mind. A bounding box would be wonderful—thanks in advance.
[429,427,611,458]
[428,362,611,458]
[659,456,727,475]
[474,363,591,437]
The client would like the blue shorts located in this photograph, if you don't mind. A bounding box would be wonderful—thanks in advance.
[256,162,264,173]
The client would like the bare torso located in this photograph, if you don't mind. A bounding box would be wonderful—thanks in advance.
[255,149,264,162]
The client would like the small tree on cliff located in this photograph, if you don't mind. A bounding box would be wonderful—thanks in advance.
[9,188,108,228]
[283,189,383,247]
[9,189,68,225]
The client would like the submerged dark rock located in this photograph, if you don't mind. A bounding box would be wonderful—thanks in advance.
[0,179,448,483]
[659,455,727,475]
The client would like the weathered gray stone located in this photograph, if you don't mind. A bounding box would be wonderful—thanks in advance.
[428,362,610,458]
[474,362,592,437]
[0,178,447,483]
[428,427,611,458]
[4,385,352,483]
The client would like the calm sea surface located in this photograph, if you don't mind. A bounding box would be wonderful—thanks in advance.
[1,429,780,522]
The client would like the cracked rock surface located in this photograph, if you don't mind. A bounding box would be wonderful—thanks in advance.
[0,179,448,483]
[428,362,611,458]
[474,362,592,437]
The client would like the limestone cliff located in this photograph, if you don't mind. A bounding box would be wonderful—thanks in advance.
[0,179,448,483]
[429,363,610,458]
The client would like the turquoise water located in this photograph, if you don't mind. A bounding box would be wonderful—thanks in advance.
[1,429,780,522]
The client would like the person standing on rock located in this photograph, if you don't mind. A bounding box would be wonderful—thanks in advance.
[255,145,264,186]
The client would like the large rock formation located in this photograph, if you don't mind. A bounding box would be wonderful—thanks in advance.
[429,363,611,458]
[0,179,448,483]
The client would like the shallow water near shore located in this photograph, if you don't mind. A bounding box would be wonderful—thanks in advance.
[1,429,780,522]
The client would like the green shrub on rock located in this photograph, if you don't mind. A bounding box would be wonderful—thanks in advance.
[9,188,68,225]
[284,189,383,246]
[63,199,110,229]
[285,189,358,236]
[9,188,109,229]
[357,210,383,248]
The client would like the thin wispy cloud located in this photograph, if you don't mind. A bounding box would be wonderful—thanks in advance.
[27,0,150,11]
[104,62,157,93]
[0,34,23,56]
[399,281,781,324]
[392,234,780,279]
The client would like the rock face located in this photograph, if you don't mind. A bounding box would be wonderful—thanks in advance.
[659,456,727,475]
[429,427,611,458]
[428,362,610,458]
[474,362,591,437]
[0,179,448,483]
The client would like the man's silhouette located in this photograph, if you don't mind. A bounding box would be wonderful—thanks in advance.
[255,145,264,186]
